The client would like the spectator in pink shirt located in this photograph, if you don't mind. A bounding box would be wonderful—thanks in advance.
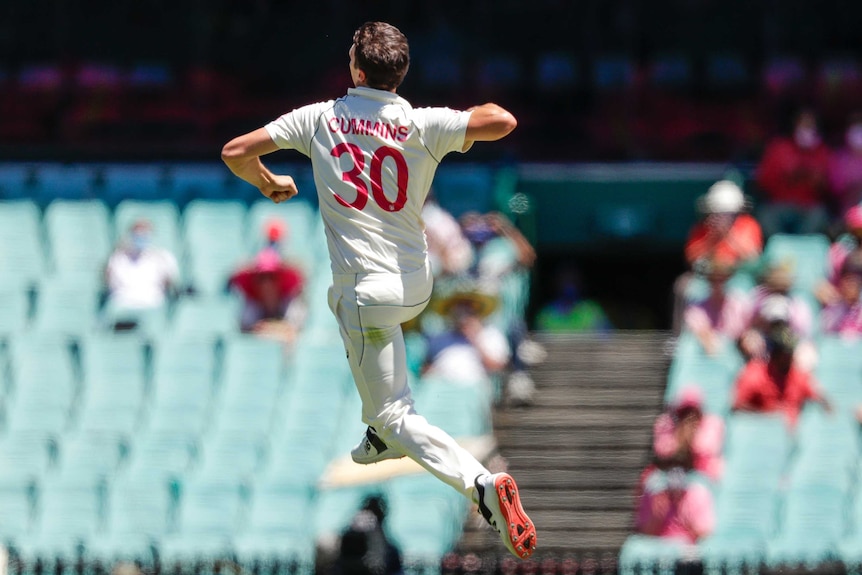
[683,261,752,356]
[821,253,862,337]
[817,205,862,307]
[635,467,715,544]
[653,387,725,481]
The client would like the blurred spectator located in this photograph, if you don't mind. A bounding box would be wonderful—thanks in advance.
[755,109,832,237]
[103,219,179,328]
[634,467,715,544]
[423,288,510,388]
[422,193,473,278]
[684,180,763,270]
[682,260,751,356]
[673,180,762,334]
[228,249,306,345]
[732,326,831,427]
[817,204,862,306]
[458,211,542,403]
[459,211,536,285]
[821,251,862,336]
[828,112,862,215]
[653,387,724,481]
[738,260,816,370]
[535,262,613,332]
[335,496,402,575]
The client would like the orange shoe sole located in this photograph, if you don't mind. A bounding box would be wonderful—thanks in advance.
[493,473,537,559]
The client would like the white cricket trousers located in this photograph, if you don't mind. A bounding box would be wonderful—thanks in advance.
[328,262,489,500]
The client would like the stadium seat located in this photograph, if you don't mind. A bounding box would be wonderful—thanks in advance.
[31,164,98,204]
[412,376,493,438]
[0,474,36,544]
[15,476,104,561]
[182,200,247,295]
[0,199,48,287]
[196,430,269,483]
[30,278,102,335]
[113,199,182,254]
[125,430,199,480]
[98,164,170,205]
[169,163,234,204]
[43,199,112,281]
[762,233,830,293]
[0,163,35,200]
[233,481,315,571]
[169,295,240,336]
[722,413,791,489]
[0,284,31,335]
[86,474,173,562]
[0,431,56,481]
[766,485,847,568]
[53,431,128,483]
[159,477,247,562]
[618,534,687,575]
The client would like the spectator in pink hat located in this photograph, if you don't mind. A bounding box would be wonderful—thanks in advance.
[652,387,725,481]
[821,250,862,337]
[817,204,862,307]
[228,249,306,344]
[634,467,715,544]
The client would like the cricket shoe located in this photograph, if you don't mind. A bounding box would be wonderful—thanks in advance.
[475,472,536,559]
[351,426,405,465]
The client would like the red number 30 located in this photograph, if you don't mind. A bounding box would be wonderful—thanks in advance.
[330,144,409,212]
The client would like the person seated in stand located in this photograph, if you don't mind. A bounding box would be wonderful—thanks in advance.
[103,219,180,330]
[682,259,751,356]
[672,179,762,334]
[535,262,613,333]
[228,248,306,346]
[738,260,816,370]
[422,191,473,279]
[634,467,715,544]
[422,288,510,390]
[755,108,833,237]
[817,205,862,307]
[652,387,724,482]
[821,251,862,337]
[732,326,831,428]
[828,112,862,218]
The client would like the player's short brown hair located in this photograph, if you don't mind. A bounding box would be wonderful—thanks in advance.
[352,22,409,91]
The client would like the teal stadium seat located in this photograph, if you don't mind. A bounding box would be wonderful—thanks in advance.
[233,481,315,571]
[762,233,830,293]
[169,295,240,336]
[53,431,127,483]
[412,376,493,438]
[0,163,33,201]
[113,199,182,255]
[125,430,199,480]
[31,279,102,336]
[0,474,36,544]
[618,534,688,575]
[0,200,48,288]
[86,474,173,562]
[722,413,790,489]
[0,432,55,481]
[182,200,247,295]
[159,477,248,562]
[766,485,847,568]
[44,199,112,281]
[195,430,269,483]
[15,476,104,561]
[169,164,235,204]
[839,486,862,573]
[699,485,777,572]
[0,284,31,335]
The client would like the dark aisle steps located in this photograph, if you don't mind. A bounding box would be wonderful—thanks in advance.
[455,332,672,564]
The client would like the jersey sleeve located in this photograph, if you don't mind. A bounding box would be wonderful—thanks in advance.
[414,107,471,161]
[264,101,333,157]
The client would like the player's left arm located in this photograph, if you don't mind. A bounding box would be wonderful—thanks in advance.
[221,128,298,204]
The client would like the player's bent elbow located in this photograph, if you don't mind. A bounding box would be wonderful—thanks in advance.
[220,140,244,163]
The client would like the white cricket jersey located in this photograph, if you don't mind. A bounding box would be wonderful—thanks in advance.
[265,86,471,275]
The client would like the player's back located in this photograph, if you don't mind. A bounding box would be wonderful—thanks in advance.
[305,87,470,275]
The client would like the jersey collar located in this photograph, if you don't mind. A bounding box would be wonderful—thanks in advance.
[347,86,410,107]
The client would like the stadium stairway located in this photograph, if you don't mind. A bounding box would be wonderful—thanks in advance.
[454,332,671,564]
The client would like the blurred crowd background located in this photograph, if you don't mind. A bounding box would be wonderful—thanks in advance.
[2,0,862,162]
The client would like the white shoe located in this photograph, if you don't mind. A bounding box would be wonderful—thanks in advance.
[475,472,537,559]
[350,426,405,465]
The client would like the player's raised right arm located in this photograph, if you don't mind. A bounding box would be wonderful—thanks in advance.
[462,103,517,151]
[221,128,298,204]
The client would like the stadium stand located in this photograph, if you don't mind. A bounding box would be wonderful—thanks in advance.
[0,162,517,575]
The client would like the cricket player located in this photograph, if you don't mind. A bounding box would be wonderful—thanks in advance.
[221,21,536,559]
